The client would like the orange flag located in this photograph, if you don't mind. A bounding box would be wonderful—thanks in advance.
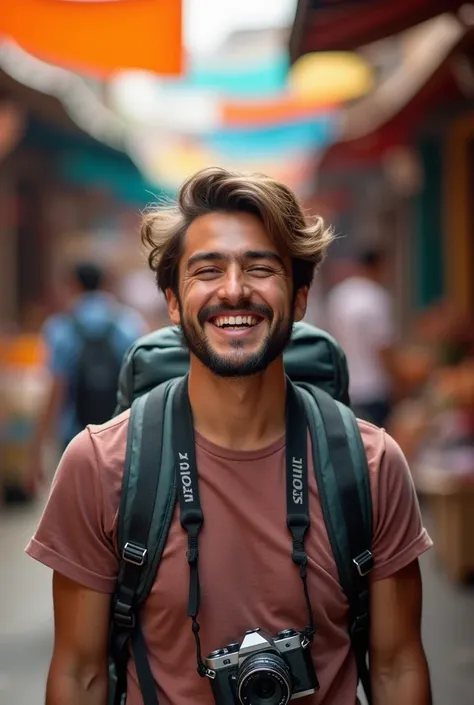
[1,0,183,77]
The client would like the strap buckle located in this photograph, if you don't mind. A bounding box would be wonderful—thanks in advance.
[351,611,369,638]
[352,550,374,577]
[112,599,135,629]
[122,542,147,567]
[292,548,307,566]
[291,534,308,567]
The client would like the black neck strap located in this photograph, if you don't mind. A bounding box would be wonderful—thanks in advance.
[172,375,316,679]
[285,381,316,644]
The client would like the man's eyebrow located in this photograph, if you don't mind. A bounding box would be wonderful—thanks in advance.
[186,252,227,269]
[243,250,285,266]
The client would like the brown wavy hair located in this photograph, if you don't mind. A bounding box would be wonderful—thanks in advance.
[141,166,334,294]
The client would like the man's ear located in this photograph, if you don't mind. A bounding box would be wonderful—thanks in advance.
[166,288,181,325]
[293,286,308,322]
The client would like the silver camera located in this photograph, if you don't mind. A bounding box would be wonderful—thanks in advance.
[205,627,319,705]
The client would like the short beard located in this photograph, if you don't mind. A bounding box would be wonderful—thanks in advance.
[178,300,293,378]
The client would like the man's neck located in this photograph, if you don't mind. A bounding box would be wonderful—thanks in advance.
[188,357,287,451]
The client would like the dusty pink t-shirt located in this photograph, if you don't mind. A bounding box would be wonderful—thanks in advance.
[27,411,432,705]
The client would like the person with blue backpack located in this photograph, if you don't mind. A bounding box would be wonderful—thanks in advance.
[26,168,432,705]
[26,261,147,492]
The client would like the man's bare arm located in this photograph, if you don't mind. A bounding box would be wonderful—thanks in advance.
[370,559,431,705]
[46,572,111,705]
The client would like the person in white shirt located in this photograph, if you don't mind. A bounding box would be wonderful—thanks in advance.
[326,249,396,427]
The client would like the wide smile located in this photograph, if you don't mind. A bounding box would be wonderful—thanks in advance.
[206,313,265,338]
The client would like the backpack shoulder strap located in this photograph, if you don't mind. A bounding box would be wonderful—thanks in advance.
[296,383,373,704]
[68,312,88,340]
[109,378,180,705]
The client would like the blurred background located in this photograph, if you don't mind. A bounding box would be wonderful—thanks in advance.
[0,1,474,704]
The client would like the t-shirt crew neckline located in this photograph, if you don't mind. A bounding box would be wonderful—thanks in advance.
[194,430,286,461]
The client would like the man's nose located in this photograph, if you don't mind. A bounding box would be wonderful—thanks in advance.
[217,266,249,304]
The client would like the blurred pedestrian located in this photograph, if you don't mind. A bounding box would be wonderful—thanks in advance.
[326,248,397,427]
[26,261,147,491]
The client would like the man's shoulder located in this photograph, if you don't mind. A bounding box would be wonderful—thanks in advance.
[327,277,368,313]
[114,304,148,337]
[354,418,410,499]
[41,310,73,340]
[357,419,394,480]
[88,408,131,444]
[356,417,386,464]
[70,409,132,486]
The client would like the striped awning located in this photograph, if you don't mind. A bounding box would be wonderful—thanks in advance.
[290,0,465,61]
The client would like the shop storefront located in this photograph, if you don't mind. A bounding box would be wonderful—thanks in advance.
[445,110,474,315]
[0,72,163,502]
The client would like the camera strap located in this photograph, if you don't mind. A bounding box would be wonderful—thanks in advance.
[172,376,210,678]
[285,382,316,645]
[172,374,316,679]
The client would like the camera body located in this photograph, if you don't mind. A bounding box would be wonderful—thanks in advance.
[205,628,319,705]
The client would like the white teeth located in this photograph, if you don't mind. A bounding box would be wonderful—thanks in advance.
[212,315,260,327]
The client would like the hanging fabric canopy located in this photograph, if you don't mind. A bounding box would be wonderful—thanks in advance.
[110,34,374,196]
[111,41,344,197]
[290,0,465,60]
[1,0,183,77]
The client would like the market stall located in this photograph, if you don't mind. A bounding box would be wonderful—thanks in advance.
[392,345,474,582]
[0,333,49,503]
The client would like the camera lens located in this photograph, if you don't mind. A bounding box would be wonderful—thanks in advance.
[237,652,291,705]
[254,677,276,699]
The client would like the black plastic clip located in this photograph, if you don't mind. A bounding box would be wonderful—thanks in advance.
[352,550,374,577]
[112,599,135,628]
[122,542,147,567]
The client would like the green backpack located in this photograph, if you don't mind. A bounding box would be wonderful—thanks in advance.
[109,322,374,705]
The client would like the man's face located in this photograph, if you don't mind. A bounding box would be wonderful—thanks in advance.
[166,211,308,377]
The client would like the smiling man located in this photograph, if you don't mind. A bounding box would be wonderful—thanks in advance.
[172,212,300,385]
[27,167,432,705]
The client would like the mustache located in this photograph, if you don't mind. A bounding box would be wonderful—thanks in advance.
[198,302,274,327]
